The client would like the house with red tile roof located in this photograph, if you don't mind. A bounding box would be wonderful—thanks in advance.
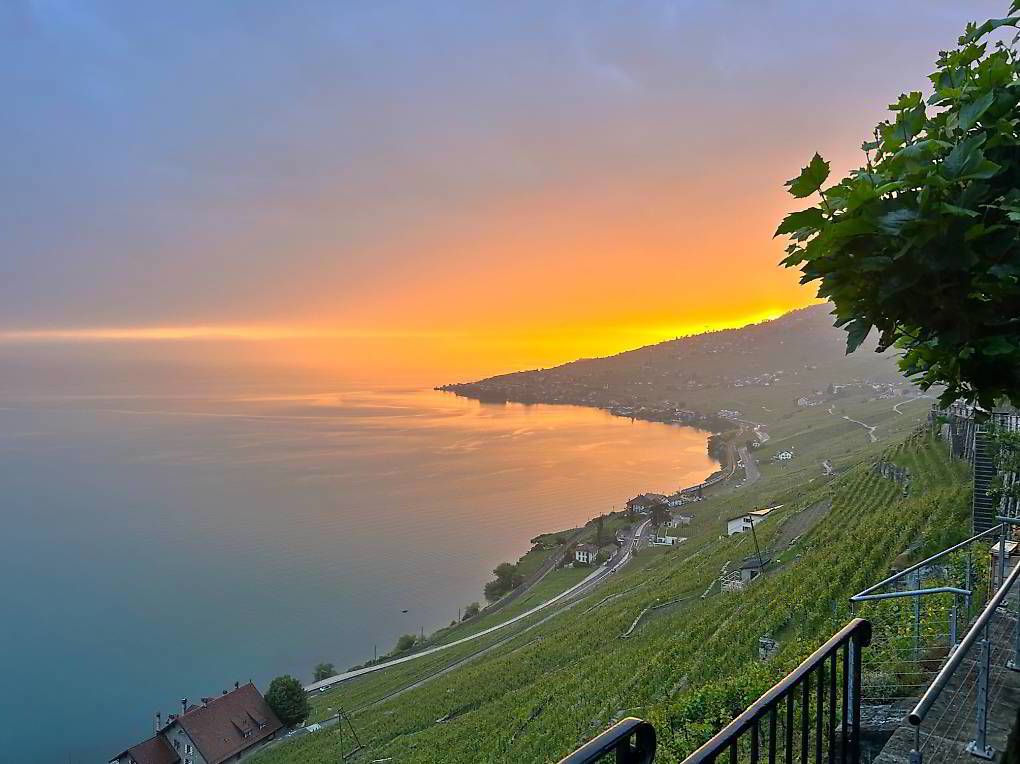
[109,683,283,764]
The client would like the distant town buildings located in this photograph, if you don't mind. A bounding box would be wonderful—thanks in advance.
[626,493,668,514]
[110,683,283,764]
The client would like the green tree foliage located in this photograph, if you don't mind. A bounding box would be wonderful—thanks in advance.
[394,633,417,652]
[483,562,524,601]
[650,501,671,529]
[987,422,1020,504]
[462,601,481,619]
[777,3,1020,408]
[265,675,310,727]
[707,432,733,466]
[312,663,336,682]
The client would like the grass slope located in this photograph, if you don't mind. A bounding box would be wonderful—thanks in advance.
[256,430,969,763]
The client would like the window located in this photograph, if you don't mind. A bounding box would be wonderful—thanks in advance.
[185,744,193,754]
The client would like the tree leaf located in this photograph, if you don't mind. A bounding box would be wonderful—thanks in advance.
[940,203,979,217]
[845,319,872,354]
[785,153,831,198]
[774,207,825,237]
[959,91,995,130]
[878,208,920,234]
[984,336,1016,356]
[964,17,1020,43]
[942,134,987,180]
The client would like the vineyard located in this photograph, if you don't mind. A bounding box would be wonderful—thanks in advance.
[254,432,970,764]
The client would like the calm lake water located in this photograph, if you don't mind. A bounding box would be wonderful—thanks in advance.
[0,386,714,762]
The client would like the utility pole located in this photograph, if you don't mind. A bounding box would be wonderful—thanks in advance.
[747,514,765,568]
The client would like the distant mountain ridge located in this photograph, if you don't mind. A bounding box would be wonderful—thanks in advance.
[439,304,909,430]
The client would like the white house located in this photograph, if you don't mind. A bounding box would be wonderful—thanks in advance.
[776,449,794,461]
[574,543,599,565]
[726,508,775,536]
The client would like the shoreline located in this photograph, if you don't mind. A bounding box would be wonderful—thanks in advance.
[436,384,735,435]
[334,428,733,680]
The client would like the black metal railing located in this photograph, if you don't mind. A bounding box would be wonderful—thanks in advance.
[557,717,656,764]
[682,619,871,764]
[559,619,871,764]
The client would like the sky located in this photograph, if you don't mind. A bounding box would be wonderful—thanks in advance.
[0,1,1005,383]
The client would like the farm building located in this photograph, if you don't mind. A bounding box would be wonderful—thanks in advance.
[725,507,775,536]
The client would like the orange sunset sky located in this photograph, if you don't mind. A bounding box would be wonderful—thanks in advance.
[2,2,1003,383]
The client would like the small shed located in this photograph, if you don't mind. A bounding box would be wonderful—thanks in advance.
[740,555,771,584]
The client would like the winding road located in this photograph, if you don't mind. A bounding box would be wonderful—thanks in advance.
[828,405,878,442]
[304,518,652,693]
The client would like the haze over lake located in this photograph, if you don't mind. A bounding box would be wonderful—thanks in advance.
[0,381,715,762]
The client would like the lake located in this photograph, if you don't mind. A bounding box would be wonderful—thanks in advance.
[0,385,715,762]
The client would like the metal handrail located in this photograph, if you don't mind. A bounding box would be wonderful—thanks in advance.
[557,717,656,764]
[682,618,872,764]
[850,586,969,604]
[908,555,1020,725]
[852,523,1003,600]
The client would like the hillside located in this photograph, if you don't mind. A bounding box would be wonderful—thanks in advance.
[255,409,970,763]
[440,304,911,433]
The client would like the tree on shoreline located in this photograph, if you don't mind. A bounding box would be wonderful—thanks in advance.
[313,663,336,682]
[265,675,309,727]
[395,633,417,652]
[483,562,524,601]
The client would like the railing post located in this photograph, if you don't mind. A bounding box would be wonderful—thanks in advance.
[909,726,922,764]
[965,626,994,760]
[849,631,864,764]
[1009,569,1020,671]
[998,528,1007,593]
[847,638,858,730]
[912,571,921,661]
[966,546,974,621]
[949,595,958,651]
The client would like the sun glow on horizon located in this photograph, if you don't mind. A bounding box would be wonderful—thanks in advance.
[0,300,822,383]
